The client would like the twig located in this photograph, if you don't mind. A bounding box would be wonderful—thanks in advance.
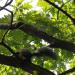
[44,0,75,24]
[0,0,13,11]
[57,1,69,20]
[0,42,15,55]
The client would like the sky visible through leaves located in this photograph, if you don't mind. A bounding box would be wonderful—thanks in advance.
[0,0,41,18]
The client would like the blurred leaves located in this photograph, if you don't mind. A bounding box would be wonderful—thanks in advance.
[0,0,75,75]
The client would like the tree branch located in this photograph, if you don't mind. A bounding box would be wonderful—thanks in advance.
[44,0,75,25]
[0,22,75,52]
[0,53,55,75]
[18,22,75,52]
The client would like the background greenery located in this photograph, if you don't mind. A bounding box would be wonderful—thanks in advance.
[0,0,75,75]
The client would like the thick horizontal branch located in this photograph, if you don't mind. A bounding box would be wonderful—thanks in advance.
[0,22,75,52]
[18,22,75,52]
[0,54,55,75]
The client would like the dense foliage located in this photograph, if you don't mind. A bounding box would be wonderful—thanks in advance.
[0,0,75,75]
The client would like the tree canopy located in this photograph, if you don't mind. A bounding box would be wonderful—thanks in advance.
[0,0,75,75]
